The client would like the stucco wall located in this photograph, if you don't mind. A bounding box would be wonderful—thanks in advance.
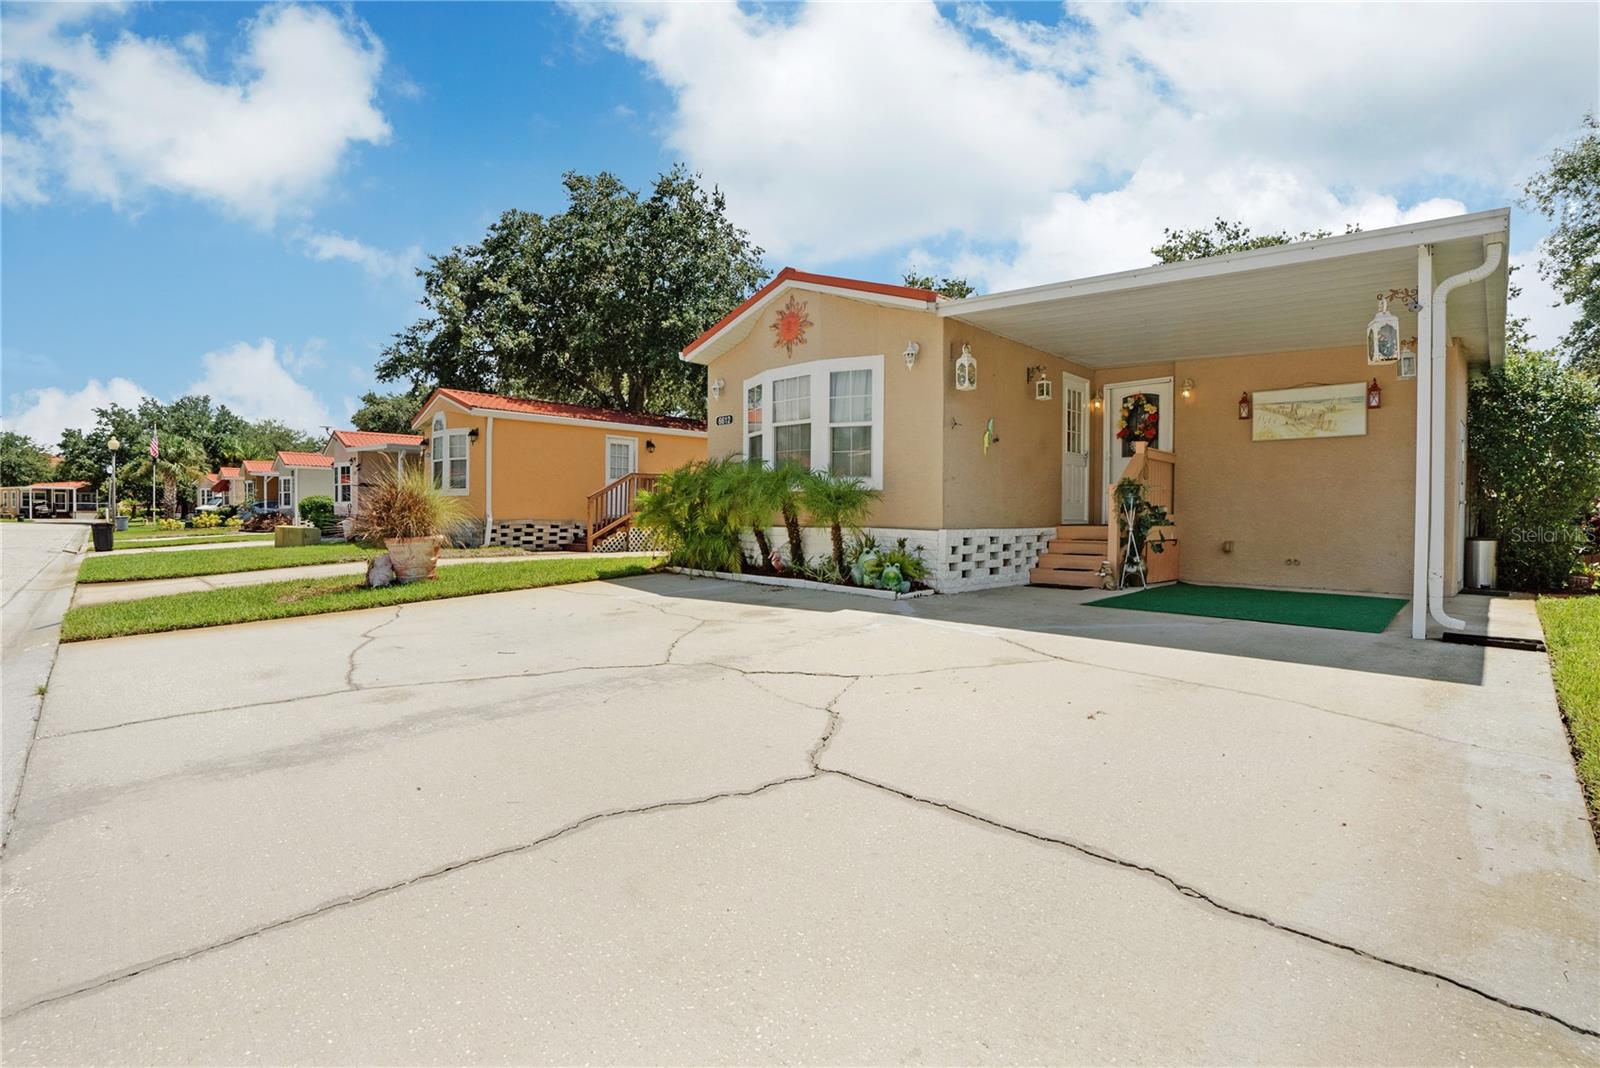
[1085,346,1418,595]
[940,322,1096,530]
[702,288,945,530]
[282,465,334,506]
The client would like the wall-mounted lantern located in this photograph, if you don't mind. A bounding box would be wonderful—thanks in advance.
[1397,339,1418,380]
[1238,392,1251,420]
[903,341,920,370]
[645,439,657,453]
[1366,295,1400,364]
[1090,395,1102,413]
[468,427,481,443]
[954,343,977,391]
[1366,378,1383,409]
[710,377,726,400]
[1180,377,1195,399]
[1026,365,1052,400]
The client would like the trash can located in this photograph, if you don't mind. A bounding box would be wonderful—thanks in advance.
[114,515,129,532]
[1464,536,1498,590]
[91,521,115,553]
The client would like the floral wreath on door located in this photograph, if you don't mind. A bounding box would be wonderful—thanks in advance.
[1115,392,1160,457]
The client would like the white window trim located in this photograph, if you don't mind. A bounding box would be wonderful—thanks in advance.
[335,463,353,504]
[742,354,885,489]
[430,413,470,497]
[604,435,639,483]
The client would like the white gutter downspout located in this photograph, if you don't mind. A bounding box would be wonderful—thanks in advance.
[482,414,495,547]
[1426,239,1503,635]
[1411,246,1433,639]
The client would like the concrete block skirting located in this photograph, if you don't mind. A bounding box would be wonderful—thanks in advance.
[488,518,586,552]
[741,526,1055,594]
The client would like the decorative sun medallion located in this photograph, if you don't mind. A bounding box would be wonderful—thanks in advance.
[770,295,812,357]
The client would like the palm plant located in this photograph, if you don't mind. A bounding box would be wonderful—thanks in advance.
[799,470,881,575]
[635,460,744,573]
[772,461,810,568]
[715,459,789,566]
[123,434,209,517]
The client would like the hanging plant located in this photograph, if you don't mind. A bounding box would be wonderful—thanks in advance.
[1114,476,1170,587]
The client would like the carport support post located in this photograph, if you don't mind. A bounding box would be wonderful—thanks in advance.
[1411,244,1433,640]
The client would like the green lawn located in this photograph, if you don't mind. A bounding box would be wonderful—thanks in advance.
[1537,596,1600,825]
[113,530,272,548]
[80,543,381,582]
[61,556,661,641]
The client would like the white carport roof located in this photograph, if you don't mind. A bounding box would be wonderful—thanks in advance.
[941,209,1510,369]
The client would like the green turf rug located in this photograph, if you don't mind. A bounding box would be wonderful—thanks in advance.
[1085,582,1407,633]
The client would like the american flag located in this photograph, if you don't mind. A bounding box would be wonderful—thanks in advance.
[148,428,159,460]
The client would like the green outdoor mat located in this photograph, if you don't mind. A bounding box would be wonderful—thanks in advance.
[1085,582,1407,634]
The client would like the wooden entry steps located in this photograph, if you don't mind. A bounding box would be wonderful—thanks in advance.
[1029,524,1109,588]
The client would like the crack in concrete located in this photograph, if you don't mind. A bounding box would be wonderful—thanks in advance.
[344,607,405,690]
[818,766,1600,1041]
[0,772,820,1022]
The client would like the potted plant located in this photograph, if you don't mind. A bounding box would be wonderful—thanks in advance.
[349,466,468,583]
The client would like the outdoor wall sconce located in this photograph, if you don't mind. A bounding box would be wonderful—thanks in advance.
[1090,395,1102,413]
[710,377,726,400]
[954,343,977,391]
[468,428,480,443]
[1238,392,1251,420]
[645,440,657,453]
[1026,365,1052,400]
[1366,378,1383,409]
[903,341,920,370]
[1366,295,1400,365]
[1397,338,1418,380]
[1180,377,1194,399]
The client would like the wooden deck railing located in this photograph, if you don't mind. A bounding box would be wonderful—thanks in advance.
[1106,442,1178,588]
[585,472,659,551]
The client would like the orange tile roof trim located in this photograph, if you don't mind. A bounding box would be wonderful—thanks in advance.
[27,481,89,490]
[331,430,424,448]
[681,266,941,358]
[277,451,334,467]
[420,387,706,433]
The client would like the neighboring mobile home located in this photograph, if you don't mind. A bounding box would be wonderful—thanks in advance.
[322,431,425,519]
[272,452,334,516]
[410,388,706,550]
[195,466,248,509]
[683,209,1511,639]
[0,481,91,518]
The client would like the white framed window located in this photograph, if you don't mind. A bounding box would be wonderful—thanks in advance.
[335,464,352,503]
[430,413,469,496]
[742,354,884,488]
[605,436,638,483]
[280,475,295,512]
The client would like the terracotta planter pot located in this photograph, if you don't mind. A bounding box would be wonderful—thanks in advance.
[385,535,441,583]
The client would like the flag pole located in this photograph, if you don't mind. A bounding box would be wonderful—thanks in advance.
[151,423,158,519]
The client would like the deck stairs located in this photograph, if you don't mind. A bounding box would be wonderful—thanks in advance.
[1029,525,1110,588]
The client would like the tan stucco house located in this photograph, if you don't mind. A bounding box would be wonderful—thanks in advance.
[321,431,424,520]
[684,209,1511,640]
[410,388,706,550]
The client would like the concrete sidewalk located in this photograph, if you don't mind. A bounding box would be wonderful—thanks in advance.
[72,551,663,605]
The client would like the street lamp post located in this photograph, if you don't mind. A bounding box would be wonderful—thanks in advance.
[107,437,120,528]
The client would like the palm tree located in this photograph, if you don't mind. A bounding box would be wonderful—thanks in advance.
[635,461,744,573]
[716,459,792,567]
[772,461,810,568]
[123,434,210,517]
[799,470,881,574]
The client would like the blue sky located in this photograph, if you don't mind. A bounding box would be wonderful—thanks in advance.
[2,1,1594,447]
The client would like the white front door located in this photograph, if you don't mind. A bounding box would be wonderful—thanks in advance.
[1060,372,1091,524]
[605,436,638,483]
[1102,377,1174,492]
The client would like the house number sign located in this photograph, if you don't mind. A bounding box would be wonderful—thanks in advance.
[715,414,734,426]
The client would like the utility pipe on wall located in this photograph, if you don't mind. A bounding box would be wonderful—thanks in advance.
[483,414,495,547]
[1426,239,1503,634]
[1411,245,1433,639]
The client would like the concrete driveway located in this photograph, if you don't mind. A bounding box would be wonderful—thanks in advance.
[3,573,1596,1063]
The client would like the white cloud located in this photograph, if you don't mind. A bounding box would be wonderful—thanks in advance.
[2,376,150,449]
[187,339,333,433]
[1509,251,1581,353]
[300,229,421,282]
[2,4,389,222]
[578,2,1596,285]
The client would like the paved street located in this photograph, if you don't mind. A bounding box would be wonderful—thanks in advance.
[3,573,1597,1063]
[0,521,87,845]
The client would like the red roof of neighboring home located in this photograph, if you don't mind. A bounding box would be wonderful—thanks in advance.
[241,459,275,475]
[277,451,334,468]
[28,481,88,489]
[681,267,941,359]
[330,430,424,449]
[218,466,241,478]
[421,388,706,433]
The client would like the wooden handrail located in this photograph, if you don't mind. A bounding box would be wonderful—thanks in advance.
[585,472,659,551]
[1106,442,1178,588]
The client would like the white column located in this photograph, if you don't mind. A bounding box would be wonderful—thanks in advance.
[1411,244,1433,640]
[483,416,495,547]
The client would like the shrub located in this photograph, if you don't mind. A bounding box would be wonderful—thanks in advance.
[225,516,244,529]
[635,459,745,572]
[1469,351,1600,589]
[241,512,291,532]
[192,512,221,528]
[349,466,469,543]
[156,517,184,530]
[298,495,335,529]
